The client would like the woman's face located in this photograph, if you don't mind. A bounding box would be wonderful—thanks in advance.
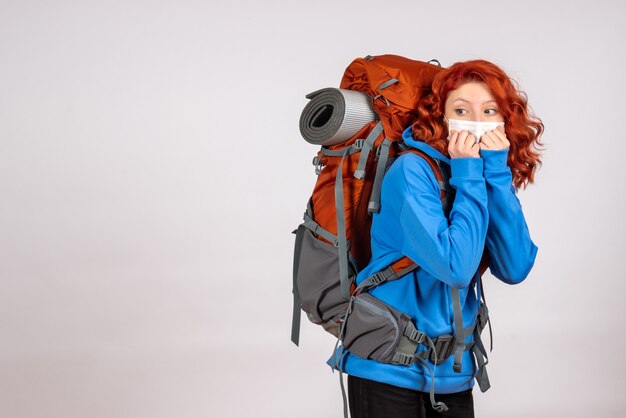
[444,81,504,123]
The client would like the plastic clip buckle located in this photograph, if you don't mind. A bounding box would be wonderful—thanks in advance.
[429,334,456,365]
[393,352,414,366]
[370,271,387,286]
[312,155,323,176]
[374,144,382,160]
[405,328,426,344]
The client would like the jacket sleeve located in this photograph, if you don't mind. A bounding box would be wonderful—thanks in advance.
[392,154,489,289]
[480,149,539,284]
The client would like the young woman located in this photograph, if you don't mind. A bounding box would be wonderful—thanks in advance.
[334,60,544,418]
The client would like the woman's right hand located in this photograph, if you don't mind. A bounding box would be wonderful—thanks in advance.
[448,130,480,159]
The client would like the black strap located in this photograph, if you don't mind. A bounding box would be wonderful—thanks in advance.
[432,158,455,219]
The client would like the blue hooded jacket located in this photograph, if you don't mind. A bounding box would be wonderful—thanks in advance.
[327,126,539,394]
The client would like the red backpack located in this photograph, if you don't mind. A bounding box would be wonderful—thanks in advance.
[291,55,492,414]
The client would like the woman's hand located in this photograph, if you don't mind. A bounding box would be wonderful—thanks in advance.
[448,129,480,159]
[479,125,510,151]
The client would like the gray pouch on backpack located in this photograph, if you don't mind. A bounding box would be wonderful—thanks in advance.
[342,292,412,364]
[294,225,356,338]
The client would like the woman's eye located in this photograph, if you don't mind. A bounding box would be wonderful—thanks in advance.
[485,108,498,115]
[454,109,467,115]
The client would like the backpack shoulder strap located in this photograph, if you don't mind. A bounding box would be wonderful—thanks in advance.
[392,147,449,274]
[355,148,449,294]
[392,148,490,284]
[398,148,448,200]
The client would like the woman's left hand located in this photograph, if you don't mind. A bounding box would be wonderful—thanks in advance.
[480,125,510,150]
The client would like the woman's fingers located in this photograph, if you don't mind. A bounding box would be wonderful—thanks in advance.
[481,127,510,150]
[449,130,479,158]
[493,125,511,148]
[458,130,476,147]
[479,131,493,150]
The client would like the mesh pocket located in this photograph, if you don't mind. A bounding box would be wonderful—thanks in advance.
[342,293,412,364]
[294,225,355,337]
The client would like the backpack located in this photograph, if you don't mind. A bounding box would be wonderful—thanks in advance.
[291,54,492,414]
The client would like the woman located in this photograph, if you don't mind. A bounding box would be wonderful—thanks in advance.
[332,60,544,417]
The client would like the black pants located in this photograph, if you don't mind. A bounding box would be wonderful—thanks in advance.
[347,375,474,418]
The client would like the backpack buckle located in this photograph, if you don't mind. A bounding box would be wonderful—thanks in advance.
[404,328,426,344]
[354,139,365,150]
[312,155,324,175]
[391,352,414,366]
[370,271,387,285]
[375,144,383,160]
[429,334,456,365]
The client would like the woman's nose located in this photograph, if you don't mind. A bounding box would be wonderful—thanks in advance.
[474,111,488,122]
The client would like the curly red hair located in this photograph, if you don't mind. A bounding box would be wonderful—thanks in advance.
[411,60,545,190]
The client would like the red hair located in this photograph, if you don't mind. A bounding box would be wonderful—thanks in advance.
[411,60,545,190]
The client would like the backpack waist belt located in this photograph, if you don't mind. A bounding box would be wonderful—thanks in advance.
[336,290,487,369]
[330,265,492,414]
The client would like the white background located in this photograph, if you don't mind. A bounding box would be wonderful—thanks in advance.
[1,0,624,417]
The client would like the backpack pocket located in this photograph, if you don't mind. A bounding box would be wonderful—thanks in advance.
[294,224,356,338]
[342,292,411,364]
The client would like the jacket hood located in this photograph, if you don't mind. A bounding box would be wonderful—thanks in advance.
[401,126,451,165]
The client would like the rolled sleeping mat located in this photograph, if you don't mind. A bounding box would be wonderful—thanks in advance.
[299,88,378,146]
